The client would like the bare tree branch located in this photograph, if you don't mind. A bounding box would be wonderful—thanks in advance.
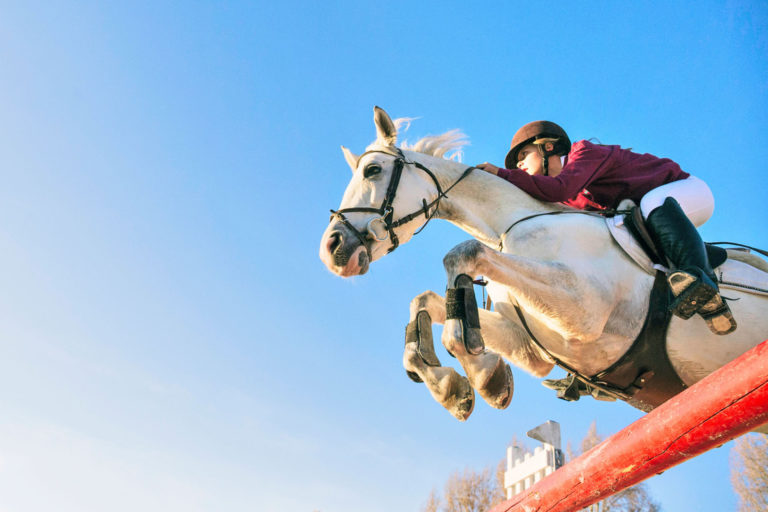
[731,433,768,512]
[421,465,505,512]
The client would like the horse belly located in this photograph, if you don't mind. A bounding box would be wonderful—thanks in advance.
[667,290,768,386]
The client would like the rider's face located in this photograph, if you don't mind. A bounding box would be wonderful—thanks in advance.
[516,144,543,175]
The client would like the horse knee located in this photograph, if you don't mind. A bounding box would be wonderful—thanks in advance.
[443,240,487,276]
[410,290,441,311]
[409,290,444,321]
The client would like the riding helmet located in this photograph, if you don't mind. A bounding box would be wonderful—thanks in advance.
[504,121,572,170]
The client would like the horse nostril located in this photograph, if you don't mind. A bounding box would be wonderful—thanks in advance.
[327,231,342,255]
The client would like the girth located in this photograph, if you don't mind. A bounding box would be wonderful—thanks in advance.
[590,271,686,411]
[515,272,687,412]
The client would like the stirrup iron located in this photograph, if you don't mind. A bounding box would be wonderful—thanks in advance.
[668,269,717,320]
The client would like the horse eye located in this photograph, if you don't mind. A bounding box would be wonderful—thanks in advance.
[364,164,382,178]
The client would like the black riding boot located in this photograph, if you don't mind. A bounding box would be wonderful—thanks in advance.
[645,197,736,335]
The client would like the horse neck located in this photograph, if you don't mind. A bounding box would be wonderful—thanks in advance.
[410,153,554,246]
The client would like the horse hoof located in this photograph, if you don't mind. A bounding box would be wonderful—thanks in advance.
[445,377,475,421]
[464,326,485,356]
[477,357,514,410]
[406,370,423,383]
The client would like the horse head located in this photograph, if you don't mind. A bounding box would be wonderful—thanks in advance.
[320,107,466,277]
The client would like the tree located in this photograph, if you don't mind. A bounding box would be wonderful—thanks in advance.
[442,467,499,512]
[731,433,768,511]
[422,489,440,512]
[421,464,505,512]
[422,422,660,512]
[494,456,506,501]
[602,486,661,512]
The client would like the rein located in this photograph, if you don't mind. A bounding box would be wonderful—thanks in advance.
[709,241,768,258]
[330,147,476,257]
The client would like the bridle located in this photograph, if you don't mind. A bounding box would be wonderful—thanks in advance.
[330,147,476,258]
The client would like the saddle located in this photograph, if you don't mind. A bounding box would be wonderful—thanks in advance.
[616,202,727,270]
[606,199,768,294]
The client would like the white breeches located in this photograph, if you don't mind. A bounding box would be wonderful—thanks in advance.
[640,176,714,227]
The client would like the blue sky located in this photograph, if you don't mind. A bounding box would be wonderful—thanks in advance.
[0,1,766,511]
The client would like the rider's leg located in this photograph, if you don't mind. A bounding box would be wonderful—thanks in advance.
[641,177,736,335]
[640,176,715,228]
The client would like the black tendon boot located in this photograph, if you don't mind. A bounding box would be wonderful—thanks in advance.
[645,197,736,335]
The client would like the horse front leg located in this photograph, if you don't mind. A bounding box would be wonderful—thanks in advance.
[403,290,475,421]
[446,240,612,343]
[442,243,515,410]
[403,289,552,420]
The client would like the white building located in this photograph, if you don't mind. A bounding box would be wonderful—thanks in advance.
[503,420,602,512]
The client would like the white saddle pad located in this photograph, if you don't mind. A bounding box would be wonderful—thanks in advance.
[606,200,768,297]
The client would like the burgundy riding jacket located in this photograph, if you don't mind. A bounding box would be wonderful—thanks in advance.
[496,140,690,210]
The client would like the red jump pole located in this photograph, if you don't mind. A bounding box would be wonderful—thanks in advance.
[490,339,768,512]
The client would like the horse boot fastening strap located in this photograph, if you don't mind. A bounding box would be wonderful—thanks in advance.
[445,274,485,355]
[404,310,440,382]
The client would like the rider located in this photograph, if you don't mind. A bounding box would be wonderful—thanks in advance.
[476,121,736,335]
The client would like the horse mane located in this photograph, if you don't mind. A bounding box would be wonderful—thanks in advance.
[391,117,469,162]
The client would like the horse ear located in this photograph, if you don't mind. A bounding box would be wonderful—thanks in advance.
[341,145,358,172]
[373,106,397,146]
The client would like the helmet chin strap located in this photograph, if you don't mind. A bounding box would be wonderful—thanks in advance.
[534,138,560,177]
[537,143,551,177]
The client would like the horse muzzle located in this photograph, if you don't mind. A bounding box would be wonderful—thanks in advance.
[319,223,371,277]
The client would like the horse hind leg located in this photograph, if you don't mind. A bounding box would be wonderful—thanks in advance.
[403,291,475,421]
[442,242,514,410]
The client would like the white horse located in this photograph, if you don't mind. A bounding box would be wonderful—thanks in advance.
[319,107,768,421]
